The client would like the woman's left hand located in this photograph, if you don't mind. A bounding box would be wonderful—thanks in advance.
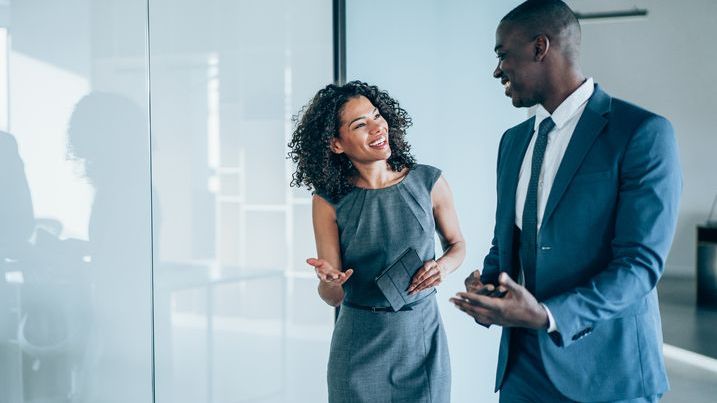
[407,260,445,295]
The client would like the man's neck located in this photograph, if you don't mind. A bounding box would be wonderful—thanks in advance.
[542,72,587,114]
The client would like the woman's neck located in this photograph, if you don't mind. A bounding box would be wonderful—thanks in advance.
[352,161,405,189]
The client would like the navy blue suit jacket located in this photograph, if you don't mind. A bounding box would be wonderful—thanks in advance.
[482,85,681,401]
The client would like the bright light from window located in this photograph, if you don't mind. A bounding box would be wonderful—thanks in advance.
[0,27,7,131]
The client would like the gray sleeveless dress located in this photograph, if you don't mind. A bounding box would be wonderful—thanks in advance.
[322,164,451,403]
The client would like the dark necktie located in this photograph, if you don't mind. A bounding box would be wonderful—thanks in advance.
[521,117,555,293]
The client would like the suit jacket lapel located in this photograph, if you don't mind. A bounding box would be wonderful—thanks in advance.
[542,85,611,227]
[499,117,535,228]
[496,117,534,277]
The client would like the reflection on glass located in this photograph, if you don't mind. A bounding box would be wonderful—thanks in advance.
[0,28,7,131]
[67,92,152,402]
[0,1,152,402]
[1,0,333,401]
[150,1,334,402]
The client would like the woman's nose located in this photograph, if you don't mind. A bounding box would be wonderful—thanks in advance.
[368,120,383,134]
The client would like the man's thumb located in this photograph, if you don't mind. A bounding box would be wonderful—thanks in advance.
[498,272,518,290]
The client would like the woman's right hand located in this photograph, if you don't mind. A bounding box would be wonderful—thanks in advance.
[307,258,354,287]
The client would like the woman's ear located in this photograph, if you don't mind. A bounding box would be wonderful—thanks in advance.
[329,137,344,154]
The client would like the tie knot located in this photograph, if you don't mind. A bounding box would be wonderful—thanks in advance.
[538,117,555,137]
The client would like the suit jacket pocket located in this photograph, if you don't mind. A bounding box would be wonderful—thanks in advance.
[571,170,612,184]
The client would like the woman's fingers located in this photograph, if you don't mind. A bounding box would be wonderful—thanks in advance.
[341,268,354,282]
[409,261,439,292]
[408,269,442,295]
[307,257,337,279]
[313,263,353,285]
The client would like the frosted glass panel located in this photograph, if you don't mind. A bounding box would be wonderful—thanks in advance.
[148,0,334,402]
[0,1,153,402]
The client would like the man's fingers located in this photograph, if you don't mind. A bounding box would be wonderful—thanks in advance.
[464,269,482,284]
[498,272,520,292]
[450,297,493,320]
[464,269,484,291]
[455,291,501,310]
[472,283,496,295]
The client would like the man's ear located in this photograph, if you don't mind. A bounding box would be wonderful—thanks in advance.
[329,137,344,154]
[534,34,550,62]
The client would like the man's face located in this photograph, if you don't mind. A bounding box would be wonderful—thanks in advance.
[493,22,543,108]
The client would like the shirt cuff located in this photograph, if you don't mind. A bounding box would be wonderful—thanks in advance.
[541,303,558,333]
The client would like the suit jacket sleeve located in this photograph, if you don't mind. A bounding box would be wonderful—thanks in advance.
[482,130,510,284]
[543,115,682,348]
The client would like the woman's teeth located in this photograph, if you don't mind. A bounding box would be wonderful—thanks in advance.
[370,137,386,147]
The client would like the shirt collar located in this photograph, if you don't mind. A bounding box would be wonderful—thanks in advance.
[534,77,594,131]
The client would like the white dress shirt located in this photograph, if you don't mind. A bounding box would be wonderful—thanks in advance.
[515,78,594,332]
[515,77,594,230]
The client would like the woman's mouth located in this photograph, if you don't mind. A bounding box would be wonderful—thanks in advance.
[369,136,388,149]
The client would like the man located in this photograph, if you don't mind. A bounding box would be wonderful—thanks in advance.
[450,1,681,402]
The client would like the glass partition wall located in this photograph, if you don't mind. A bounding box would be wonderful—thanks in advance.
[149,0,333,402]
[0,0,333,402]
[0,1,153,402]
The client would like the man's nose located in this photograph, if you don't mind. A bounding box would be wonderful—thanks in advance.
[493,64,502,79]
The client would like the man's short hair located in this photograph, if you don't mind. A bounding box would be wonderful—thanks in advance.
[501,0,581,61]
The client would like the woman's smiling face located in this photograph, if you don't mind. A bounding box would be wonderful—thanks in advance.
[331,95,391,163]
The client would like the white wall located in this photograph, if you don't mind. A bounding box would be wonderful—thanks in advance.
[570,0,717,277]
[347,1,522,401]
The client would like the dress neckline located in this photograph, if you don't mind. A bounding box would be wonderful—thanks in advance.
[353,168,412,192]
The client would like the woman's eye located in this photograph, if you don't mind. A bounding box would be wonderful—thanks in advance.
[374,113,381,120]
[353,123,365,129]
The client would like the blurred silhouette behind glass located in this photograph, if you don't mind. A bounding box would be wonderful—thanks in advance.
[0,131,34,254]
[0,131,34,400]
[1,130,92,402]
[67,92,152,403]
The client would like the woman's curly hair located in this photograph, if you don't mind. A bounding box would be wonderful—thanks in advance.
[288,81,416,201]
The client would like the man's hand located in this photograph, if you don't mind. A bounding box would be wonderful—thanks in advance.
[451,272,548,329]
[463,269,506,296]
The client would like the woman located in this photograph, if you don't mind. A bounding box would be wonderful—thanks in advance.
[288,81,465,402]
